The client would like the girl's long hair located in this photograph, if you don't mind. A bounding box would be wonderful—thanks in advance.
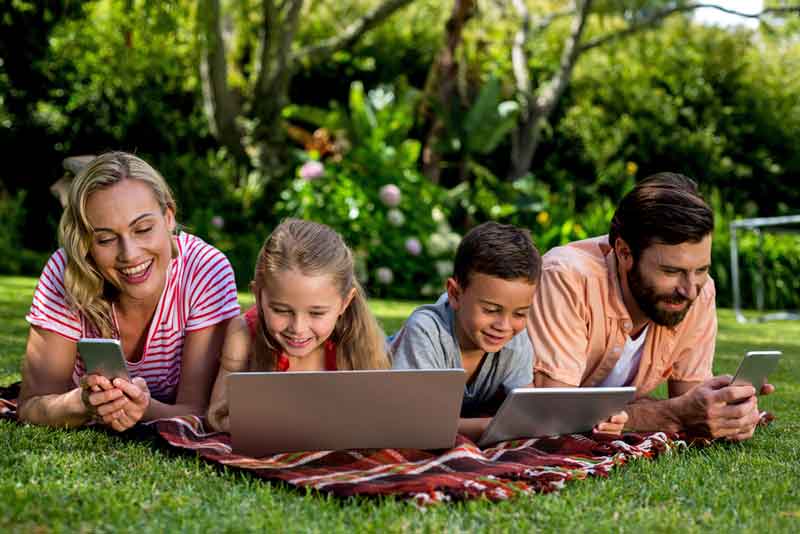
[251,218,390,371]
[58,151,178,338]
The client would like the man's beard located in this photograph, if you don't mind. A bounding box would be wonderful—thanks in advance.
[627,263,694,327]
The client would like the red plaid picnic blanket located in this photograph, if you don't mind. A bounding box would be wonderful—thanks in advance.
[152,415,684,504]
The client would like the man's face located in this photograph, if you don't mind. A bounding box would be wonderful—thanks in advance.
[626,235,712,327]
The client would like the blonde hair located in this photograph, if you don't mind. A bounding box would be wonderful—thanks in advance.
[251,218,390,371]
[58,151,177,337]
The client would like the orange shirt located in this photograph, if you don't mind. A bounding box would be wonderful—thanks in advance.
[527,235,716,397]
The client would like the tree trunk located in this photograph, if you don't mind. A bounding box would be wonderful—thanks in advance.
[198,0,247,163]
[420,0,476,184]
[508,0,592,181]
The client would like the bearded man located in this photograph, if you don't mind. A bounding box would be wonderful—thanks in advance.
[527,173,773,441]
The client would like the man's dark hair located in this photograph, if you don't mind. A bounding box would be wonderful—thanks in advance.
[609,172,714,259]
[453,221,541,288]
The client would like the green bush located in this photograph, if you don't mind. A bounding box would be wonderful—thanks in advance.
[276,81,457,299]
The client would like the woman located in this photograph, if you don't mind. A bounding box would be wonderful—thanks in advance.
[19,151,240,431]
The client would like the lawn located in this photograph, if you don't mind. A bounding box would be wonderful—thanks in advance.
[1,275,798,532]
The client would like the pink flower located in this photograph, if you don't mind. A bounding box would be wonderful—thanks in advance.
[376,267,394,285]
[387,209,405,227]
[405,237,422,256]
[299,160,325,181]
[379,184,401,207]
[210,215,224,229]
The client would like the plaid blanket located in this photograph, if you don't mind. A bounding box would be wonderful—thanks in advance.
[5,383,769,505]
[153,415,684,504]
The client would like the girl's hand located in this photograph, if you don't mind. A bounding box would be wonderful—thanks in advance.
[80,374,126,422]
[100,377,151,432]
[593,410,628,436]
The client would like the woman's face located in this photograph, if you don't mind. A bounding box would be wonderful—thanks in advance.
[85,179,175,306]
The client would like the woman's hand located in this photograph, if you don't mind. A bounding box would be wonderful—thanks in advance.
[92,377,151,432]
[593,410,628,436]
[80,374,127,422]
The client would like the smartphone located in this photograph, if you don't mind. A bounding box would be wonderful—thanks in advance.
[731,350,781,391]
[77,338,130,381]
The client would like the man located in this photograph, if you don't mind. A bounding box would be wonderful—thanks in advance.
[528,173,772,440]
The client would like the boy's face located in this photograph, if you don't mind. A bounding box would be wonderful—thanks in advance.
[447,273,537,356]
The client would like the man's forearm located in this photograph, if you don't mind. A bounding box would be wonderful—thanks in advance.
[624,396,684,433]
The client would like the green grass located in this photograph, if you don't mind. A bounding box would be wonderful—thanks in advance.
[1,275,798,532]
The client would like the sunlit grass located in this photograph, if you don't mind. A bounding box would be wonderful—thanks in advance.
[1,276,798,532]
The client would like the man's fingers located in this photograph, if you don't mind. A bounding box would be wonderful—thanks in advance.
[715,383,756,404]
[706,375,733,390]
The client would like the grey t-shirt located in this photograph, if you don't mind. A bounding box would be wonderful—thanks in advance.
[390,294,534,416]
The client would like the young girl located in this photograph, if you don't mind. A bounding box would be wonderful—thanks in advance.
[207,218,390,432]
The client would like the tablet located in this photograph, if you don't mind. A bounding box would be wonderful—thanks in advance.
[477,386,636,448]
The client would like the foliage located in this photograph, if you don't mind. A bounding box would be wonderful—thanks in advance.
[277,81,457,298]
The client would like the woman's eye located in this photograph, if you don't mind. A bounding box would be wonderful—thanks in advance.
[310,311,326,317]
[483,308,499,314]
[135,226,153,234]
[96,236,116,245]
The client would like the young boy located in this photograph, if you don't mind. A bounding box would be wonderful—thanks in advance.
[390,221,540,441]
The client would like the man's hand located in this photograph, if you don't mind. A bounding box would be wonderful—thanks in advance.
[675,375,765,441]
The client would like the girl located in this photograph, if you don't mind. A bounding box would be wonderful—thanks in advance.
[19,152,240,431]
[207,219,390,432]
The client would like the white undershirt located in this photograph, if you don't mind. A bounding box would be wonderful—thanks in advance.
[599,325,650,387]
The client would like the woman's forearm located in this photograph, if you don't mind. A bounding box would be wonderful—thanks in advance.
[18,387,92,428]
[144,398,207,421]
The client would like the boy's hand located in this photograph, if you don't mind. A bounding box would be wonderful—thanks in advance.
[593,410,628,436]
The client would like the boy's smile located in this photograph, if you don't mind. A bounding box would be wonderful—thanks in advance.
[447,273,537,360]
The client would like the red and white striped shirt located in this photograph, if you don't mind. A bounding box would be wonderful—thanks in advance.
[26,232,241,402]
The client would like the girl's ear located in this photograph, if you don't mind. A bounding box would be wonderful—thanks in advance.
[340,287,357,315]
[446,277,462,310]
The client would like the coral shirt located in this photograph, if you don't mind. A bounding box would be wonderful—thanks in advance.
[243,306,337,371]
[527,235,716,397]
[26,232,240,402]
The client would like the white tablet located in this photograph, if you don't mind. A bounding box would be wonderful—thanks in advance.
[477,386,636,447]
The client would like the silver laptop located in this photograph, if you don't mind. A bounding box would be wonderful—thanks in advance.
[478,387,636,447]
[228,369,465,456]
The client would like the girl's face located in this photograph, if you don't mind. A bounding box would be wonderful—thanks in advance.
[259,269,355,365]
[85,179,175,307]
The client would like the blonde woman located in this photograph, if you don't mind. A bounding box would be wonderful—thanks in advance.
[207,218,390,432]
[19,152,240,430]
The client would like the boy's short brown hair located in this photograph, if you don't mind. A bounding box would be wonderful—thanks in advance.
[453,221,541,288]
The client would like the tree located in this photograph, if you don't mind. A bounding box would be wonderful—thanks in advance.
[197,0,417,199]
[506,0,800,180]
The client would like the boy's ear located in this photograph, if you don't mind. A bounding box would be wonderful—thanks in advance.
[446,277,463,310]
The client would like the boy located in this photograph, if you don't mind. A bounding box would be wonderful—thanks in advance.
[391,221,540,440]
